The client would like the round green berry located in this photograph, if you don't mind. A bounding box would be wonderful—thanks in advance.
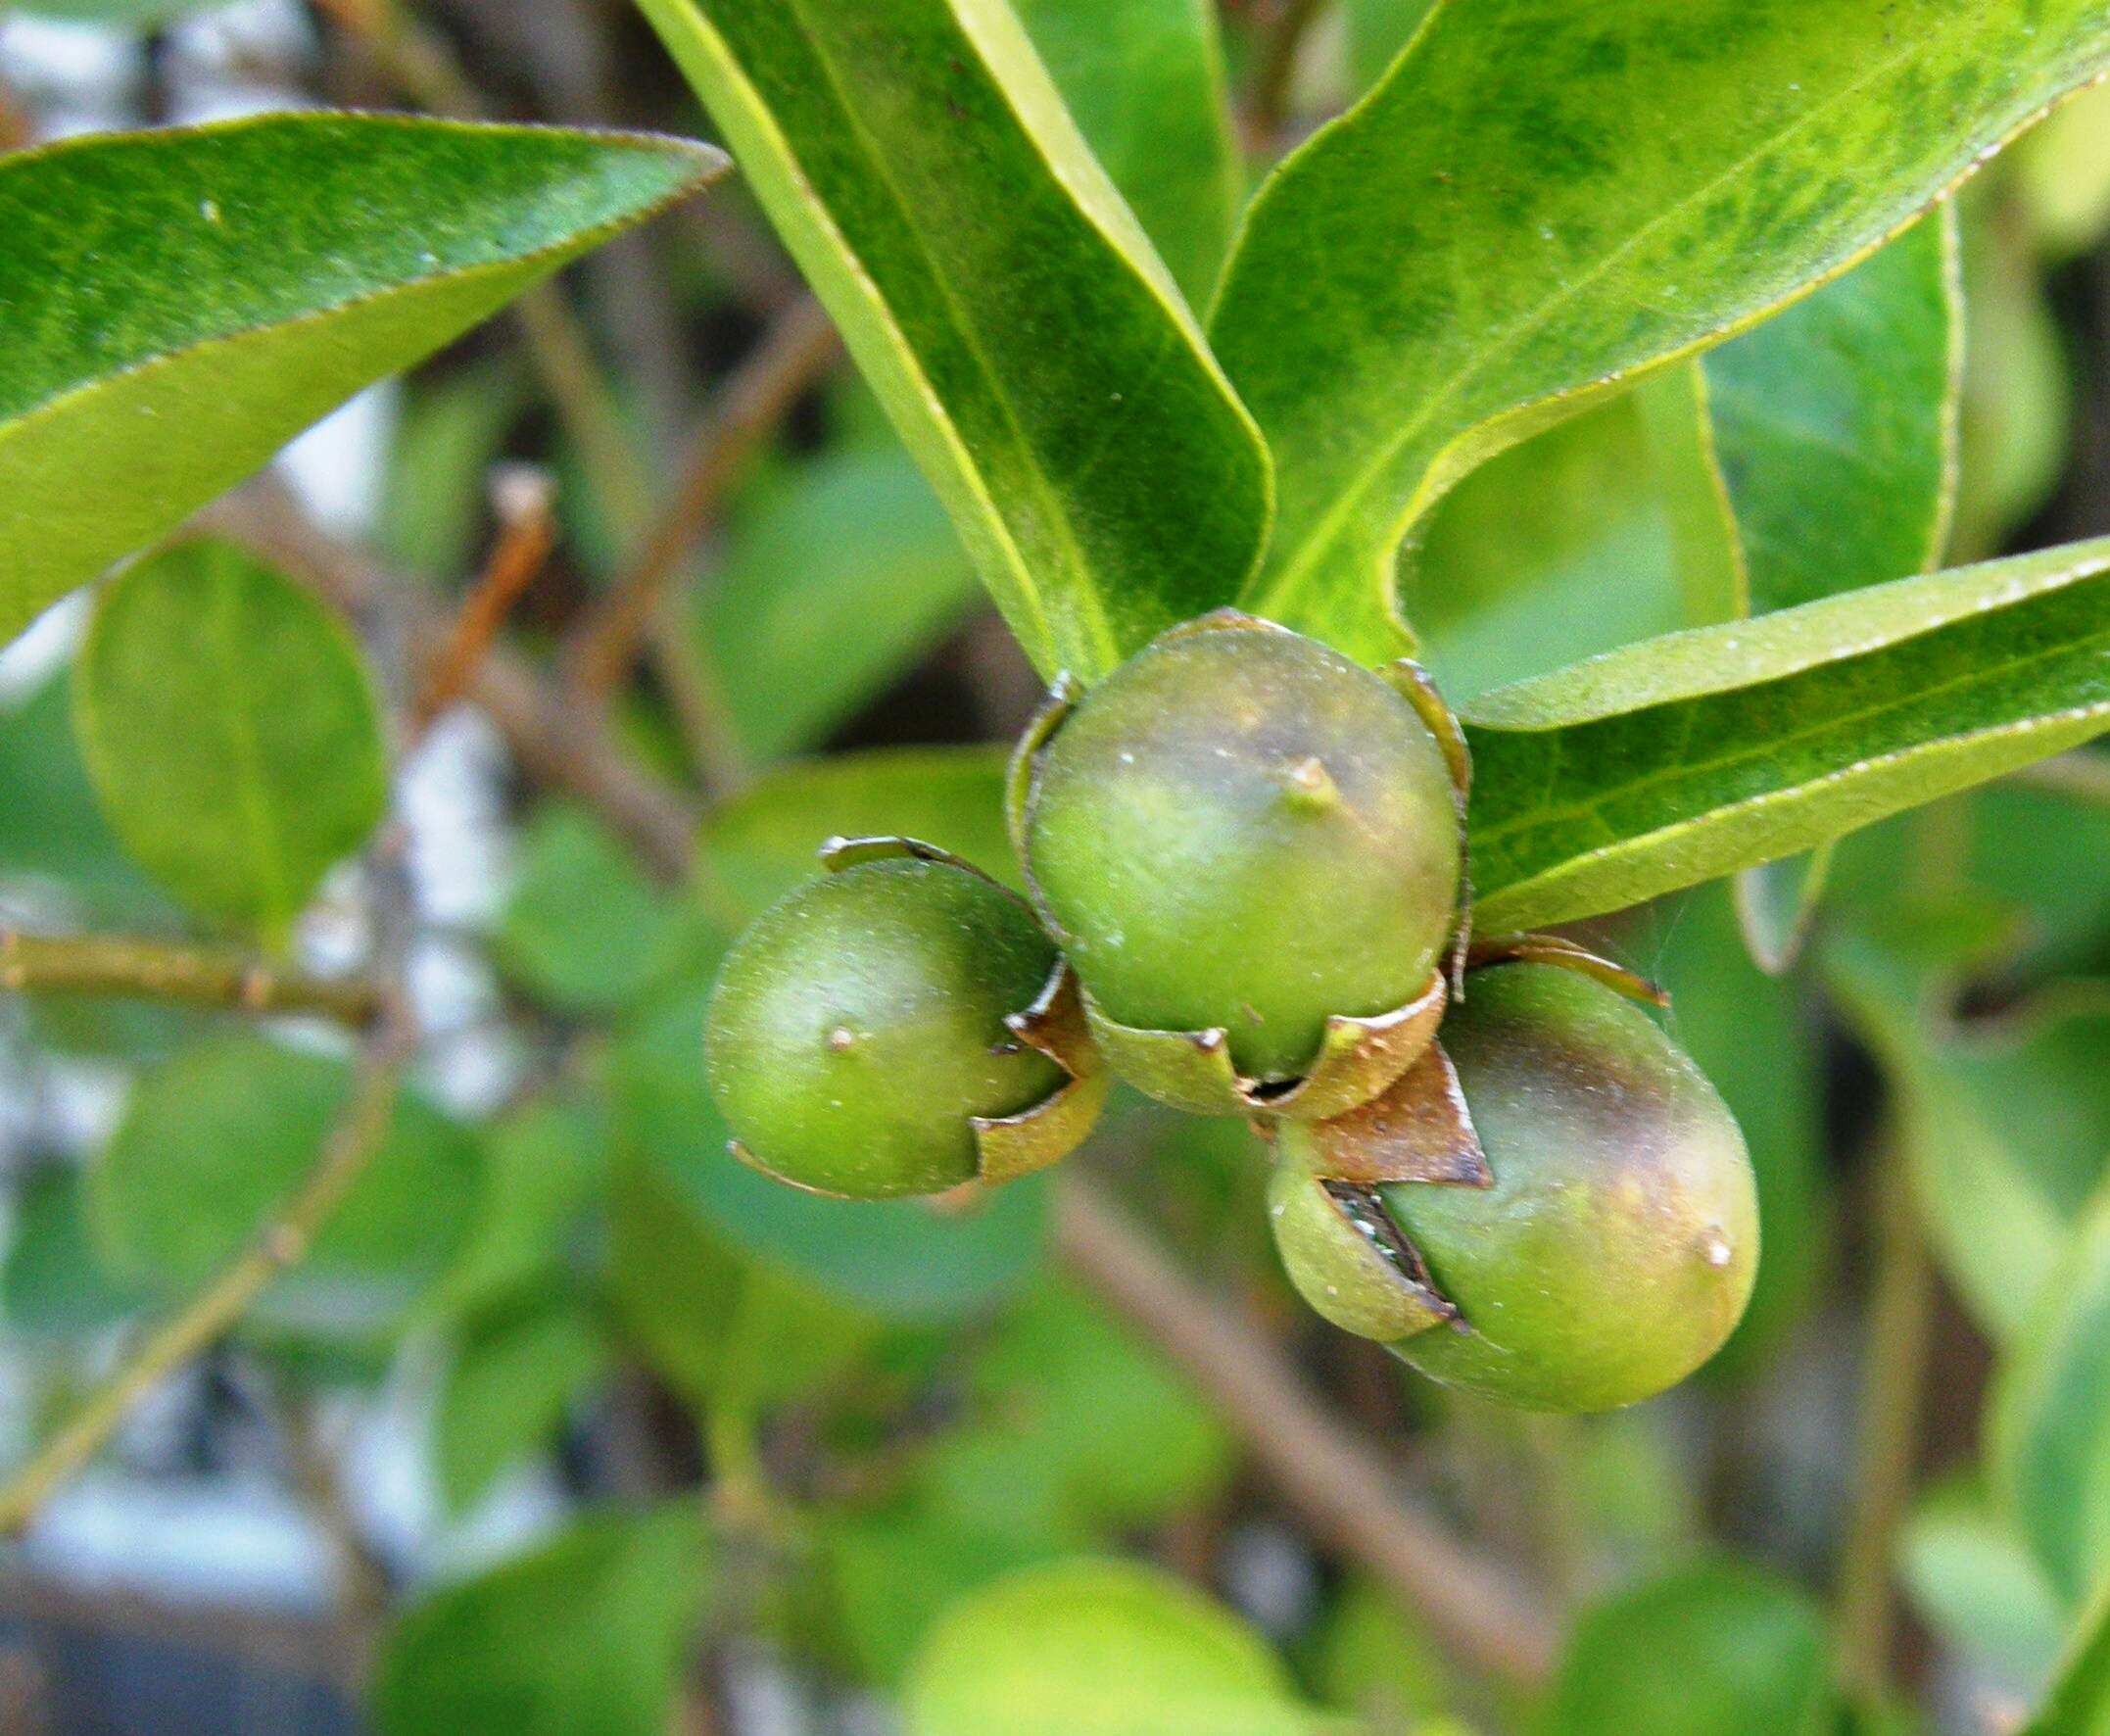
[705,856,1068,1199]
[1022,621,1460,1087]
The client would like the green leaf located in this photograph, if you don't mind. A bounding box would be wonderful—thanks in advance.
[916,1278,1233,1541]
[697,745,1015,921]
[1462,540,2110,934]
[89,1035,481,1336]
[1544,1560,1834,1736]
[435,1290,607,1515]
[635,0,1271,683]
[2015,80,2110,260]
[14,1,231,20]
[370,1505,706,1736]
[379,360,530,581]
[0,117,717,649]
[1341,0,1438,96]
[609,976,1048,1320]
[698,446,981,762]
[1994,1194,2110,1607]
[1209,0,2110,662]
[905,1559,1338,1736]
[75,540,387,941]
[429,1095,608,1322]
[2023,1577,2110,1736]
[2,1166,151,1339]
[1012,0,1242,308]
[1310,1576,1457,1728]
[498,804,714,1014]
[1827,931,2110,1343]
[1902,1479,2065,1691]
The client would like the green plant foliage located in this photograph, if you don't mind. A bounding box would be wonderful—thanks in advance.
[697,746,1015,918]
[1828,932,2110,1343]
[499,804,717,1014]
[634,0,1271,683]
[2024,1576,2110,1736]
[1994,1196,2110,1608]
[1012,0,1242,308]
[1210,0,2110,662]
[74,541,388,942]
[434,1289,607,1514]
[370,1505,707,1736]
[14,0,231,20]
[88,1036,481,1336]
[428,1096,608,1322]
[698,446,982,762]
[0,115,722,649]
[1463,541,2110,933]
[0,1167,151,1340]
[903,1558,1340,1736]
[609,975,1049,1319]
[1902,1479,2065,1691]
[1544,1560,1835,1736]
[378,360,530,582]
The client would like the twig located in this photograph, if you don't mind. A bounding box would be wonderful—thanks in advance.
[567,296,841,708]
[195,481,699,884]
[0,1002,418,1537]
[1052,1177,1558,1686]
[1247,0,1329,147]
[412,465,557,734]
[1834,1140,1935,1701]
[0,929,383,1025]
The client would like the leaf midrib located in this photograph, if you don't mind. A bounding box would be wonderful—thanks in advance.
[1472,603,2110,858]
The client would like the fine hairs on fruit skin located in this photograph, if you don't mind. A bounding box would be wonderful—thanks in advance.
[1022,621,1462,1085]
[703,856,1066,1200]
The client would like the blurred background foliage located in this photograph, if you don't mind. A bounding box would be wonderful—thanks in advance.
[0,1,2108,1732]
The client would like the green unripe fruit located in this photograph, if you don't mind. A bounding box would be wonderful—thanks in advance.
[1022,620,1461,1087]
[704,856,1069,1199]
[1275,963,1757,1413]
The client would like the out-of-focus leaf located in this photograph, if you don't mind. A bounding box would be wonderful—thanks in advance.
[606,1149,877,1413]
[1209,0,2110,662]
[697,745,1015,920]
[608,977,1048,1320]
[916,1278,1232,1540]
[0,672,168,922]
[698,447,981,762]
[905,1559,1336,1736]
[1,1166,150,1338]
[0,115,721,647]
[1309,1576,1456,1729]
[1013,0,1241,308]
[1341,0,1437,95]
[1994,1195,2110,1607]
[88,1036,481,1336]
[1648,883,1828,1373]
[2023,1577,2110,1736]
[1953,189,2075,561]
[498,804,717,1014]
[15,0,229,19]
[434,1289,606,1515]
[370,1504,706,1736]
[1903,1478,2065,1692]
[379,360,528,581]
[2015,80,2110,260]
[74,541,387,942]
[1543,1560,1834,1736]
[636,0,1270,684]
[1406,397,1682,704]
[429,1096,608,1322]
[1463,541,2110,934]
[1828,931,2110,1342]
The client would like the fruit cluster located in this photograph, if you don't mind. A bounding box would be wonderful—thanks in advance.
[705,613,1757,1413]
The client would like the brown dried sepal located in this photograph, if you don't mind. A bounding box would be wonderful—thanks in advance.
[1465,932,1670,1008]
[1297,1037,1493,1188]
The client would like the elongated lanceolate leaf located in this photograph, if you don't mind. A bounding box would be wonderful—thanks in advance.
[1210,0,2110,662]
[635,0,1271,684]
[1463,539,2110,933]
[0,114,723,648]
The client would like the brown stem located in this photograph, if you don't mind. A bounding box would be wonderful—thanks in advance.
[0,1004,418,1537]
[1053,1177,1558,1686]
[0,929,383,1025]
[567,296,841,708]
[1834,1141,1935,1701]
[196,481,699,884]
[1247,0,1328,147]
[412,466,557,734]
